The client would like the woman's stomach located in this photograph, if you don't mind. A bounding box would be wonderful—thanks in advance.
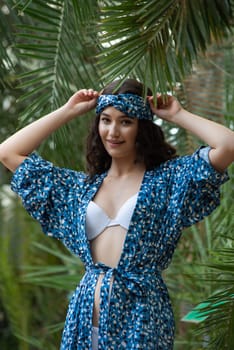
[89,225,127,326]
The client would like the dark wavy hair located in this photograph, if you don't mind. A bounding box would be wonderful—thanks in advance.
[86,78,177,176]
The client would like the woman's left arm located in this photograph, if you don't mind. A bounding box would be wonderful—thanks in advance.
[148,95,234,172]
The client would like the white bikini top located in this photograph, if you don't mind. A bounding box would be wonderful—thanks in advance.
[85,193,138,241]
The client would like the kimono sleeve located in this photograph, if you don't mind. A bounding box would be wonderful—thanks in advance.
[170,147,229,228]
[11,153,86,239]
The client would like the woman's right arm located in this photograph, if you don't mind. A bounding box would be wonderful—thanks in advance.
[0,89,99,172]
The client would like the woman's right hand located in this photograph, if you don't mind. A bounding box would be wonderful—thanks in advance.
[65,89,99,117]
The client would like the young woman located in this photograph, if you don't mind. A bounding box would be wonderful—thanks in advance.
[0,79,233,349]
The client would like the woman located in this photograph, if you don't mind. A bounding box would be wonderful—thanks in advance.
[0,78,233,349]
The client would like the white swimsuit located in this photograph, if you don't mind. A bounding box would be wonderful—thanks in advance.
[86,193,138,240]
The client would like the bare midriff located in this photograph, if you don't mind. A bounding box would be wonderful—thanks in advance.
[90,225,127,327]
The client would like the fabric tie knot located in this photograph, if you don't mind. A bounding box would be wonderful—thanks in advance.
[88,262,153,297]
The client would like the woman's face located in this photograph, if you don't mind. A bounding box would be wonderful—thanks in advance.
[98,106,139,161]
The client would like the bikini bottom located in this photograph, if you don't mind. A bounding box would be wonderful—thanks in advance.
[92,326,99,350]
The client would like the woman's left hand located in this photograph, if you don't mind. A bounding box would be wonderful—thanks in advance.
[148,94,183,122]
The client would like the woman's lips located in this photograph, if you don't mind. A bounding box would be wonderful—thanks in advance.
[107,140,124,147]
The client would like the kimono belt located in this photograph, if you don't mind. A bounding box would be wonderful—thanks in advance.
[82,262,161,348]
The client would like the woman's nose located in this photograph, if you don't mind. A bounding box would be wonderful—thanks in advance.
[109,122,119,137]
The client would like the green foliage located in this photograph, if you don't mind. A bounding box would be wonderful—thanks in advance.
[0,0,19,90]
[97,0,233,92]
[164,40,234,348]
[22,242,84,291]
[168,161,234,349]
[0,188,70,349]
[195,237,234,349]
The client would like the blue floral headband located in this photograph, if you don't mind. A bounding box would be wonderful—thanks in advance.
[95,93,154,121]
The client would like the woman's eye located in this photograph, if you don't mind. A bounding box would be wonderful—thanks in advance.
[101,117,110,124]
[121,119,132,125]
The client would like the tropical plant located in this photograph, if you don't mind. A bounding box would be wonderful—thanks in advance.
[196,236,234,350]
[4,0,233,165]
[0,185,74,349]
[0,0,234,349]
[166,41,234,348]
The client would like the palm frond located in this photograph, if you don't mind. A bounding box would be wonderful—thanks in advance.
[12,0,101,166]
[21,242,84,290]
[0,187,31,350]
[165,34,234,348]
[196,241,234,349]
[0,0,22,89]
[0,187,70,349]
[97,0,233,93]
[15,0,100,121]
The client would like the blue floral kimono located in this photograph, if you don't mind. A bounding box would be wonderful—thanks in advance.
[11,147,228,350]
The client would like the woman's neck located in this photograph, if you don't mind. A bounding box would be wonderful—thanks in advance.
[107,159,145,177]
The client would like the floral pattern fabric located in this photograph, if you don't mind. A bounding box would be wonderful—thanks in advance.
[11,147,229,349]
[96,94,154,120]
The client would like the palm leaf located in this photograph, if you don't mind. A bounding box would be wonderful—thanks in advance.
[196,241,234,349]
[0,186,71,349]
[12,0,101,166]
[15,0,99,115]
[0,0,23,89]
[97,0,233,92]
[21,242,84,290]
[164,33,234,348]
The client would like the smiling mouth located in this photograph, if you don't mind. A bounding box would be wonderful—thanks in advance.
[107,140,124,144]
[106,140,125,148]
